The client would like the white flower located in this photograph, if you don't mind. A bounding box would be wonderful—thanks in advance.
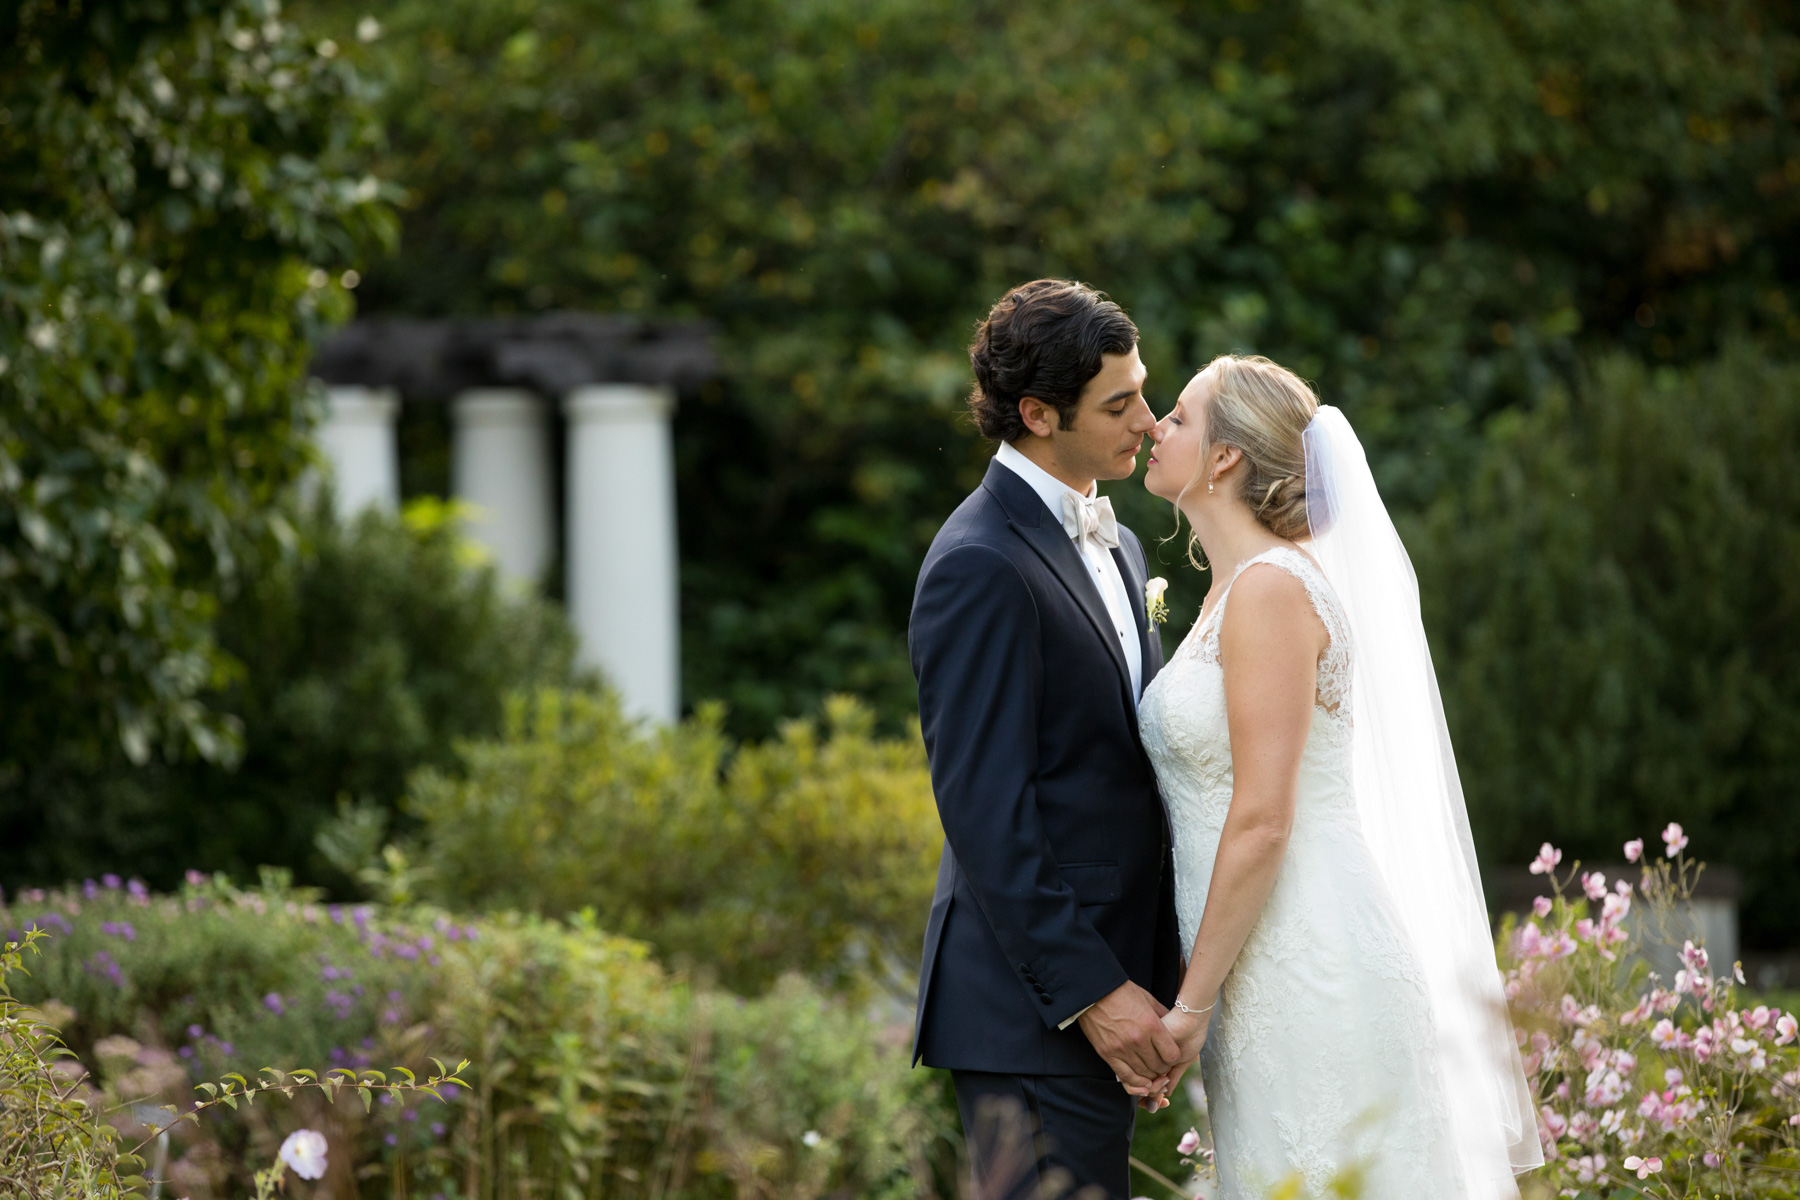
[801,1129,822,1148]
[357,16,382,42]
[279,1129,329,1180]
[1144,577,1169,626]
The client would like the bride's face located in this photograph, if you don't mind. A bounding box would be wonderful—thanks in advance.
[1145,372,1211,503]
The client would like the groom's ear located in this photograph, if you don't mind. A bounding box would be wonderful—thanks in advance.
[1017,395,1066,439]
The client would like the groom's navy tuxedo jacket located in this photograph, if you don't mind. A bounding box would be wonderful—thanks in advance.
[910,459,1182,1078]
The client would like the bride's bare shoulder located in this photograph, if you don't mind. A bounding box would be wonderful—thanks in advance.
[1220,560,1328,656]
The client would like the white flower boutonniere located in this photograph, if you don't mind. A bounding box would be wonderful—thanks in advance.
[1145,577,1169,627]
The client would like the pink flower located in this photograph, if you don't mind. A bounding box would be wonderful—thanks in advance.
[1776,1013,1797,1046]
[1539,1106,1568,1140]
[1746,1006,1773,1032]
[1623,1155,1663,1179]
[1602,892,1631,923]
[1681,940,1710,975]
[1532,895,1553,918]
[1176,1128,1201,1156]
[1662,822,1688,857]
[1572,1153,1606,1183]
[1584,1069,1626,1108]
[1529,843,1563,875]
[1581,871,1607,901]
[1624,838,1644,863]
[1650,1019,1680,1049]
[1704,1152,1721,1166]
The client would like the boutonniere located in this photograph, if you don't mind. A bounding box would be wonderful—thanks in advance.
[1145,577,1169,627]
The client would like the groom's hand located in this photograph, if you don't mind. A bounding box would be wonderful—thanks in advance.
[1076,981,1183,1090]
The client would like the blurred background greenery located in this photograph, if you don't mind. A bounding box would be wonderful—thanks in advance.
[5,0,1799,1193]
[2,0,1799,1066]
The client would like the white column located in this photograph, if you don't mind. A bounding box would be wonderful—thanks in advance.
[450,389,554,587]
[563,385,680,723]
[316,386,400,517]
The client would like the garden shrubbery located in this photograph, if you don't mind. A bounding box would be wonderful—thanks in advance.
[1,875,953,1199]
[379,690,941,998]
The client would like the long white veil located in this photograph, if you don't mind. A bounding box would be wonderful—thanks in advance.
[1303,406,1542,1192]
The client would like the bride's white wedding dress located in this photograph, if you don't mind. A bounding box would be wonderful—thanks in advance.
[1139,546,1465,1198]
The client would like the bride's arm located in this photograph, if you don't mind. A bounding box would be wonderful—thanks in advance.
[1164,563,1326,1058]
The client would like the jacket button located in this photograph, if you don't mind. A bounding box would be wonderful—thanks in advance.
[1040,995,1054,1005]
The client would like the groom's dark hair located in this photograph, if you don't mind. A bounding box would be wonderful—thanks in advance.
[968,279,1139,443]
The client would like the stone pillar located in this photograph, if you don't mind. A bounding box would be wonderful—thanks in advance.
[316,386,400,517]
[450,389,554,587]
[563,385,680,723]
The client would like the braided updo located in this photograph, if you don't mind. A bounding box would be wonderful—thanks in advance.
[1190,354,1318,541]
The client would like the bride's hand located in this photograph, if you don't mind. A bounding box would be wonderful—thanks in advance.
[1162,1006,1208,1063]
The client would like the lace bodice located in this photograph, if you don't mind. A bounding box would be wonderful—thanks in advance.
[1138,547,1466,1197]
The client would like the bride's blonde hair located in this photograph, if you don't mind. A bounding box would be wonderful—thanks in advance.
[1182,354,1319,545]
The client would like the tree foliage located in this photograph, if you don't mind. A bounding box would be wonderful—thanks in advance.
[3,500,582,895]
[0,0,392,800]
[1410,345,1800,948]
[312,0,1800,733]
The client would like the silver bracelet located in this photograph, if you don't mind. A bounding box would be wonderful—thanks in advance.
[1173,997,1215,1017]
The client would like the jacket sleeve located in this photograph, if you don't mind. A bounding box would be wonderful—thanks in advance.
[910,541,1129,1029]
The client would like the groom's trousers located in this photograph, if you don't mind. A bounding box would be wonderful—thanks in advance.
[952,1070,1136,1200]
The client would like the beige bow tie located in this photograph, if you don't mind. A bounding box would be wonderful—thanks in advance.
[1061,492,1120,549]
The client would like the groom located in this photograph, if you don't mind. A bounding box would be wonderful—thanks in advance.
[910,280,1184,1199]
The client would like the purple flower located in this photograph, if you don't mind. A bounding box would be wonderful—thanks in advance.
[394,943,419,960]
[324,991,355,1020]
[101,921,137,941]
[384,1133,398,1147]
[102,873,122,890]
[418,935,434,952]
[440,1082,459,1098]
[264,992,286,1015]
[184,870,207,887]
[83,878,100,899]
[462,924,479,941]
[27,912,73,935]
[127,878,148,899]
[85,950,125,987]
[431,1122,446,1137]
[402,1108,419,1122]
[219,1041,233,1055]
[179,1045,194,1058]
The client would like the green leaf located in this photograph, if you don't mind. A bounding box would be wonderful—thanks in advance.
[359,1085,373,1114]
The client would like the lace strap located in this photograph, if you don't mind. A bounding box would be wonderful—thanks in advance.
[1186,546,1353,715]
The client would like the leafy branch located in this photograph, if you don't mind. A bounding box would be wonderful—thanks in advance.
[127,1058,473,1158]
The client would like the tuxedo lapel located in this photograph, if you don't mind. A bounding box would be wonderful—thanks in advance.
[982,463,1134,701]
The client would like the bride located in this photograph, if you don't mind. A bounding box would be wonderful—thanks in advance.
[1135,355,1542,1198]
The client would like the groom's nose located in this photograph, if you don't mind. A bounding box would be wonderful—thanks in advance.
[1128,397,1156,433]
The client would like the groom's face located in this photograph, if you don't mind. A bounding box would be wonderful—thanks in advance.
[1040,346,1155,483]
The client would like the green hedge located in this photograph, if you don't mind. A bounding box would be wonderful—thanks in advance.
[2,877,953,1199]
[1408,345,1800,948]
[387,690,942,999]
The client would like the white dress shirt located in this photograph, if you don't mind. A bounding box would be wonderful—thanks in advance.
[995,440,1144,703]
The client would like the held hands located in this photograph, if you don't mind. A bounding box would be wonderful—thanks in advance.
[1076,981,1184,1107]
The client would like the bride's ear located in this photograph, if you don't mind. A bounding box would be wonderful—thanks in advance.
[1211,443,1244,480]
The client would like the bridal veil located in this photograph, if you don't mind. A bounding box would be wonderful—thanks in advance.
[1302,406,1544,1191]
